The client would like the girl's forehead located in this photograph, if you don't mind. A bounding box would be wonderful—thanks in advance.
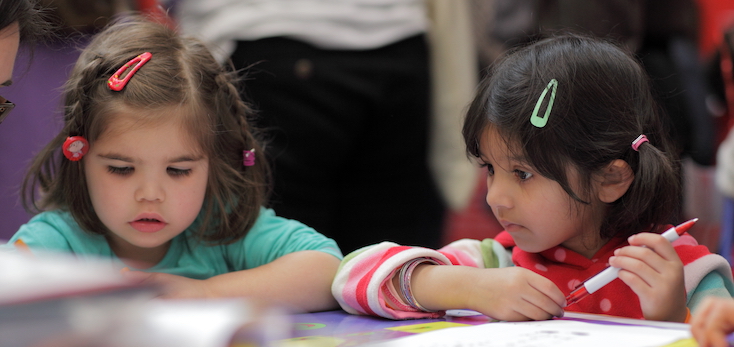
[102,105,189,133]
[98,107,203,149]
[479,127,523,161]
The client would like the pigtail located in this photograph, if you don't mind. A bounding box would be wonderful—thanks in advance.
[21,55,109,235]
[196,66,271,244]
[608,136,680,238]
[605,61,683,238]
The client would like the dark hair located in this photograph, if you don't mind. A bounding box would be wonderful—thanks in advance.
[1,0,51,45]
[22,16,271,244]
[463,34,680,240]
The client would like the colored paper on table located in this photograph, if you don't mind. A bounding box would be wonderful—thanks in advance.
[365,318,691,347]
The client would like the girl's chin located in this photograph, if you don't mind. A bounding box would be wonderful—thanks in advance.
[510,236,550,254]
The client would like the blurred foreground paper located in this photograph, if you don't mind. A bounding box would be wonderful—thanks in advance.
[0,250,140,305]
[0,250,151,346]
[0,251,290,347]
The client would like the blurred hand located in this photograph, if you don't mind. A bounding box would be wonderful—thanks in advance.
[122,269,211,298]
[691,296,734,347]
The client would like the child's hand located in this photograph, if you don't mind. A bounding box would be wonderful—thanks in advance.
[122,269,211,299]
[691,296,734,347]
[410,265,566,321]
[608,232,687,322]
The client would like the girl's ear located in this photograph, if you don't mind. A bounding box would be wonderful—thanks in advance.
[596,159,634,203]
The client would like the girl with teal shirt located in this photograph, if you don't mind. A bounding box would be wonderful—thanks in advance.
[6,16,342,312]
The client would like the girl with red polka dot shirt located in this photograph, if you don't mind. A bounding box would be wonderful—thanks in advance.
[331,34,734,323]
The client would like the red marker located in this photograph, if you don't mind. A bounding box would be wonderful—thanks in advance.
[566,218,698,306]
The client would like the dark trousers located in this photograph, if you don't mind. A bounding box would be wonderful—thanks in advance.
[231,35,445,253]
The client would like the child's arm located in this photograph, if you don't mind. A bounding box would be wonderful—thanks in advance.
[608,232,688,322]
[407,264,566,321]
[332,239,565,321]
[125,250,340,312]
[691,296,734,347]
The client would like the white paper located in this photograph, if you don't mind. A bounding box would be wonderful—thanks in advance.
[0,250,133,304]
[366,319,691,347]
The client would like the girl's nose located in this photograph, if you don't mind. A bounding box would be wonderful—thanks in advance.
[484,178,512,210]
[135,178,165,202]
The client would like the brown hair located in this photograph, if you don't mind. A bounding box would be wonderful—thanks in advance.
[22,16,270,244]
[463,34,680,240]
[1,0,51,46]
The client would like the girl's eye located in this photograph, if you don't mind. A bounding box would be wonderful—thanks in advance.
[107,166,133,176]
[480,163,494,176]
[515,170,533,180]
[167,167,192,177]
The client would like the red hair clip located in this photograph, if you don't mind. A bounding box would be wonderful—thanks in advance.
[63,136,89,161]
[107,52,152,91]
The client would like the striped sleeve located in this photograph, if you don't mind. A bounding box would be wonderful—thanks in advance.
[683,252,734,311]
[331,238,512,319]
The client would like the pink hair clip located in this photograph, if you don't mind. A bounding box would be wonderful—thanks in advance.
[63,136,89,161]
[107,52,152,91]
[631,134,649,152]
[243,148,255,166]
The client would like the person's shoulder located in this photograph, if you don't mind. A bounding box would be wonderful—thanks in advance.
[239,206,343,260]
[254,206,276,221]
[21,210,77,231]
[13,210,108,254]
[250,206,311,231]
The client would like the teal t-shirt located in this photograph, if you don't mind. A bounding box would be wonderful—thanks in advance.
[4,207,342,279]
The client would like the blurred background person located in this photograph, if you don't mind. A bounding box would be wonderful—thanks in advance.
[174,0,478,253]
[0,0,49,121]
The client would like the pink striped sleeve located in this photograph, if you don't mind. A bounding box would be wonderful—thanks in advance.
[437,239,486,267]
[332,242,454,319]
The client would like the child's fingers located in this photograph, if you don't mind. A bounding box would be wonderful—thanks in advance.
[527,273,567,306]
[625,233,679,261]
[521,292,565,319]
[699,319,732,347]
[691,297,716,330]
[482,268,565,321]
[692,298,734,347]
[521,275,565,319]
[613,239,682,276]
[527,280,565,315]
[512,297,560,321]
[609,255,656,288]
[494,291,561,321]
[614,245,666,267]
[615,267,656,302]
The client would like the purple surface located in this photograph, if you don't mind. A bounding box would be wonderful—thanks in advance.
[288,310,492,345]
[0,39,87,240]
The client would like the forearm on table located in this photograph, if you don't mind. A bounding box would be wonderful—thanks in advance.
[204,250,341,312]
[392,264,471,311]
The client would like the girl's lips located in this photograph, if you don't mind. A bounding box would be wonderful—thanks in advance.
[500,221,523,233]
[129,213,167,233]
[129,220,167,233]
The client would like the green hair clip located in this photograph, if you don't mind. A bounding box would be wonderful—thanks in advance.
[530,79,558,128]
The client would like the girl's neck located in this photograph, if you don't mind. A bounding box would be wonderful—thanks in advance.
[561,226,608,259]
[107,235,171,269]
[563,203,609,259]
[562,237,607,259]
